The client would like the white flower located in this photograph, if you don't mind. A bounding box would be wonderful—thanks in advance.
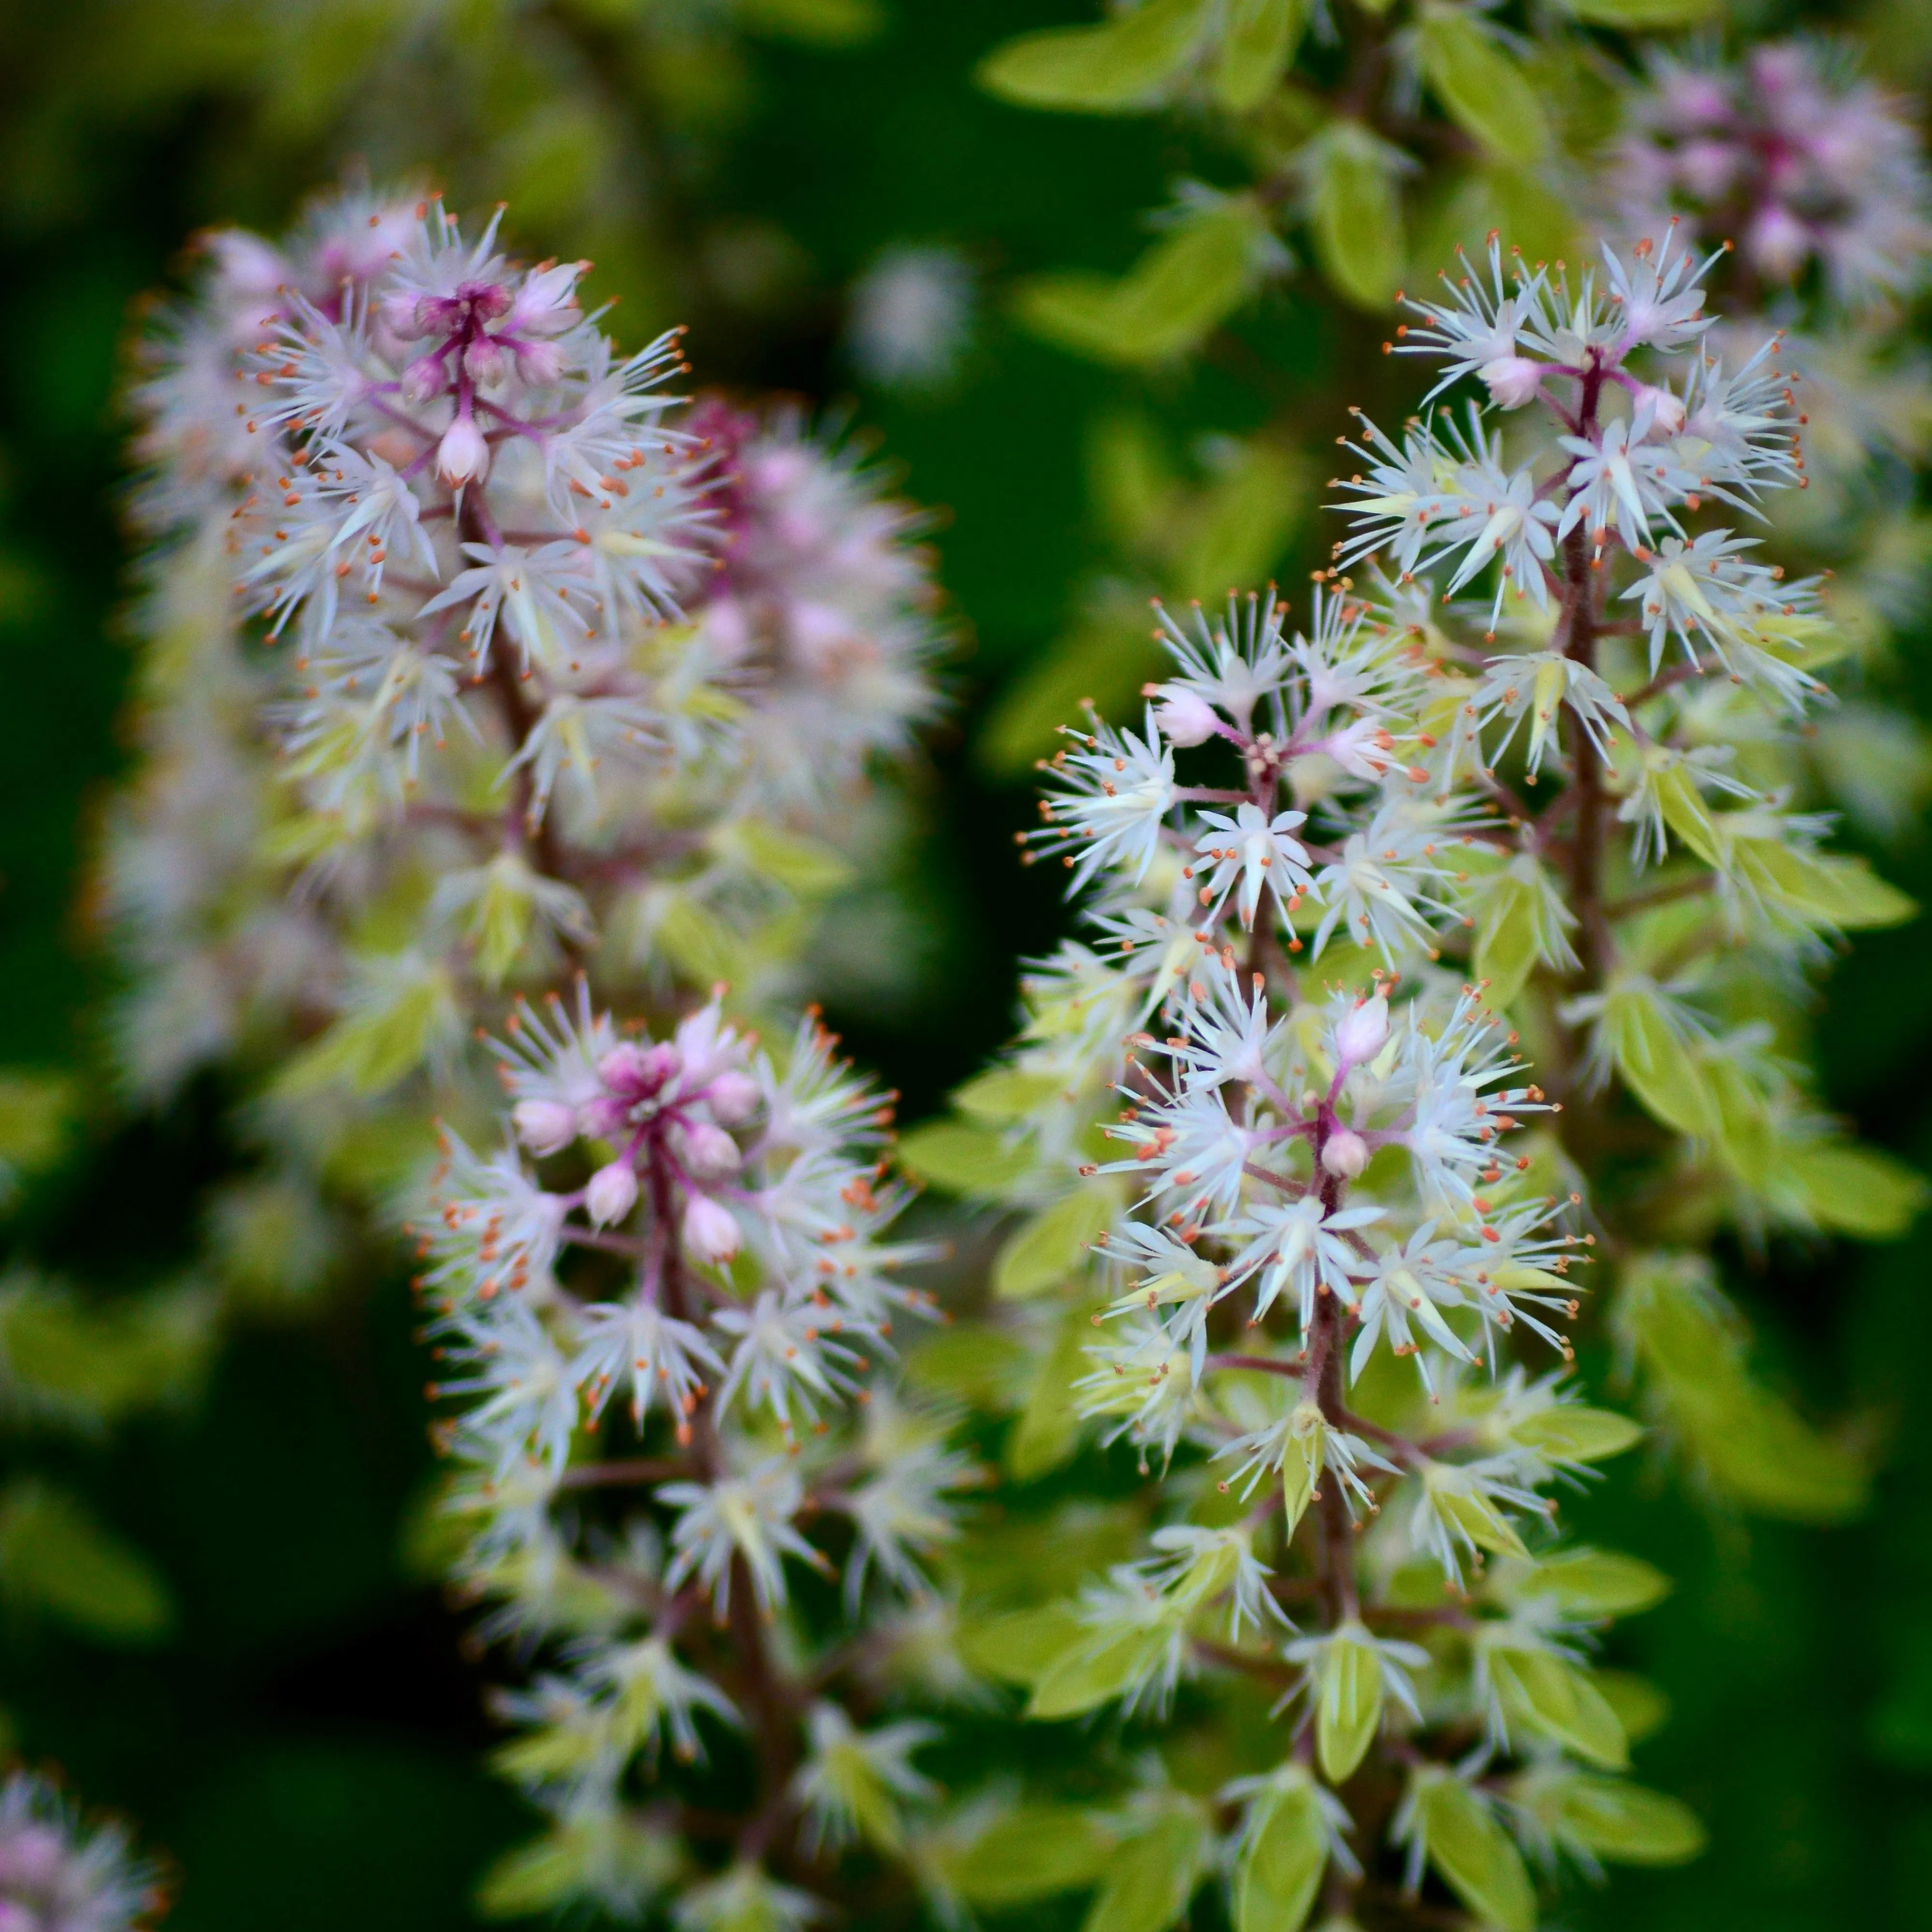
[662,1461,827,1617]
[1031,714,1177,889]
[571,1299,723,1431]
[1190,802,1313,929]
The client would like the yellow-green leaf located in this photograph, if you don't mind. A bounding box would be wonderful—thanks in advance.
[1310,124,1404,311]
[896,1120,1037,1198]
[1416,9,1547,163]
[0,1480,173,1643]
[1414,1773,1535,1932]
[978,0,1209,114]
[1565,0,1716,22]
[1593,1670,1671,1745]
[1314,1629,1384,1782]
[1784,1142,1927,1240]
[946,1806,1115,1905]
[1508,1405,1643,1464]
[1602,987,1717,1138]
[1491,1646,1629,1768]
[1211,0,1308,113]
[995,1189,1116,1298]
[1235,1771,1327,1932]
[1519,1548,1671,1618]
[1016,200,1273,364]
[1532,1773,1706,1865]
[1082,1809,1206,1932]
[1007,1313,1096,1478]
[1030,1620,1175,1718]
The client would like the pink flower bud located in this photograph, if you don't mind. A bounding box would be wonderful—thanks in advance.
[513,1100,577,1157]
[1746,201,1812,283]
[683,1193,742,1265]
[1480,355,1545,410]
[1320,1129,1370,1180]
[585,1159,639,1228]
[1154,690,1220,747]
[1632,383,1686,437]
[463,337,508,387]
[677,1121,742,1181]
[380,292,434,339]
[706,1071,760,1126]
[1334,994,1390,1067]
[436,412,490,487]
[598,1041,682,1104]
[514,340,564,386]
[400,355,446,406]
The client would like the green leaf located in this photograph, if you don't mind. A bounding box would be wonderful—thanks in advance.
[475,1814,679,1919]
[1174,440,1307,601]
[1533,1773,1706,1865]
[946,1806,1115,1905]
[956,1066,1073,1123]
[995,1189,1116,1298]
[1618,1257,1869,1522]
[0,1479,173,1643]
[1029,1620,1175,1718]
[1784,1142,1928,1239]
[1309,124,1405,311]
[1082,1809,1207,1932]
[1211,0,1308,113]
[1414,1773,1535,1932]
[1016,200,1273,364]
[736,0,884,45]
[1473,873,1543,1008]
[1733,839,1916,930]
[1416,9,1547,163]
[956,1602,1090,1686]
[728,819,855,897]
[978,0,1209,114]
[0,1274,217,1426]
[896,1120,1037,1198]
[905,1325,1033,1411]
[1508,1405,1643,1464]
[1007,1314,1097,1478]
[1602,986,1717,1138]
[1235,1771,1327,1932]
[1518,1548,1672,1618]
[0,1070,76,1204]
[1314,1629,1384,1782]
[1490,1646,1629,1768]
[1565,0,1716,23]
[276,953,459,1098]
[979,603,1166,776]
[1593,1670,1671,1745]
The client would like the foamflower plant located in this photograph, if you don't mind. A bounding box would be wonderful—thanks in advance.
[895,230,1921,1932]
[416,984,973,1916]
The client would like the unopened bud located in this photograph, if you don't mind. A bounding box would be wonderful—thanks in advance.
[435,411,490,487]
[683,1192,742,1265]
[1321,1129,1370,1179]
[1153,690,1220,748]
[512,1100,577,1157]
[1480,355,1545,410]
[706,1071,760,1126]
[678,1121,742,1181]
[1334,993,1390,1067]
[585,1159,639,1228]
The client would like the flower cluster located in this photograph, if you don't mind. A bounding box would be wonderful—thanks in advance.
[897,233,1918,1932]
[1615,41,1932,313]
[0,1771,160,1932]
[417,985,973,1913]
[104,189,941,1302]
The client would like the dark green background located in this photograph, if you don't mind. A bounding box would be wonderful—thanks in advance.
[0,3,1928,1925]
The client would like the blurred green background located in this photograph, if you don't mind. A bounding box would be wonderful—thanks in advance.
[0,2,1929,1925]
